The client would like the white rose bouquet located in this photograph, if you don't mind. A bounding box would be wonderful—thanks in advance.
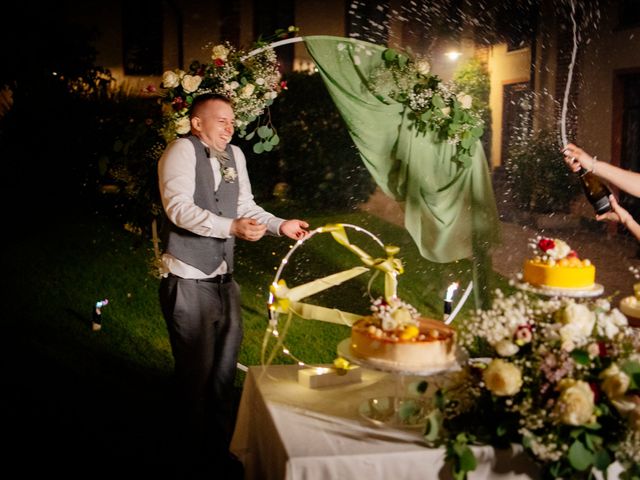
[157,27,299,153]
[425,290,640,479]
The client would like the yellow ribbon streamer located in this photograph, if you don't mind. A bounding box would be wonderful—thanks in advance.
[262,223,405,368]
[325,224,404,302]
[268,267,370,312]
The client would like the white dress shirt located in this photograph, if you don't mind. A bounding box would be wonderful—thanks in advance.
[158,138,284,279]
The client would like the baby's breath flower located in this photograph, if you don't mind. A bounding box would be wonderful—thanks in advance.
[435,290,640,478]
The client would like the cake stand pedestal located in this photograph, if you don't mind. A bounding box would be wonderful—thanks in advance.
[336,338,460,429]
[516,281,604,299]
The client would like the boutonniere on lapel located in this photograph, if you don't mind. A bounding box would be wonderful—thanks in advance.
[221,165,238,183]
[206,146,238,183]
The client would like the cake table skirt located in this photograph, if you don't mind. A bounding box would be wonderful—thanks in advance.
[230,365,626,479]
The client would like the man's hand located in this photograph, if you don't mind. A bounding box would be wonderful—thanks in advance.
[231,217,267,241]
[279,219,310,240]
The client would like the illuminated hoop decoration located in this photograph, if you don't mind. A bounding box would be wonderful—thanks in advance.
[262,223,404,369]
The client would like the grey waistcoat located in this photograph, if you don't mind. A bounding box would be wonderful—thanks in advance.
[163,136,239,275]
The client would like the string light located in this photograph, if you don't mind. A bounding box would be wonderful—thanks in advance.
[264,223,387,368]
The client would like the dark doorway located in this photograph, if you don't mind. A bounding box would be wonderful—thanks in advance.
[620,73,640,221]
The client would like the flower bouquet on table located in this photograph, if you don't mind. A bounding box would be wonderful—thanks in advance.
[424,290,640,479]
[158,26,299,153]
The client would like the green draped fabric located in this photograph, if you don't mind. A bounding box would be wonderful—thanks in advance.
[303,36,501,307]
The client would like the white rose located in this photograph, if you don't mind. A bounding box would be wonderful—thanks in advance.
[441,107,451,117]
[162,70,181,88]
[211,44,230,61]
[416,59,431,75]
[611,396,638,414]
[229,81,240,90]
[240,83,255,98]
[495,340,519,357]
[458,93,473,109]
[483,359,523,396]
[181,75,202,94]
[554,379,595,426]
[255,78,266,86]
[559,303,595,346]
[548,239,571,260]
[600,364,630,399]
[596,309,628,339]
[175,116,191,135]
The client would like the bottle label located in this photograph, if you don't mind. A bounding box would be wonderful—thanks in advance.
[592,195,611,215]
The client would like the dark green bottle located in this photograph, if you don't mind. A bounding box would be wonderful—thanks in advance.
[577,167,612,215]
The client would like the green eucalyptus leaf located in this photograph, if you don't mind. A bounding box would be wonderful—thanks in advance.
[270,134,280,146]
[459,446,477,472]
[593,449,612,471]
[383,48,398,62]
[253,142,264,154]
[571,349,590,365]
[263,141,273,152]
[257,126,272,138]
[471,126,484,138]
[459,154,472,168]
[469,142,477,156]
[245,131,255,141]
[621,360,640,389]
[461,136,473,149]
[432,94,445,108]
[585,432,603,450]
[568,440,594,471]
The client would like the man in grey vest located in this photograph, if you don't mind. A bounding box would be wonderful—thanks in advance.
[158,93,308,477]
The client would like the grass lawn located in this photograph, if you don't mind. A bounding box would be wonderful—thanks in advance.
[2,201,511,478]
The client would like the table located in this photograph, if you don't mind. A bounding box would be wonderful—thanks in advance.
[230,365,543,480]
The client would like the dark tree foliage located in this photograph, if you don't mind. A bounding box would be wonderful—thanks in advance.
[265,72,377,210]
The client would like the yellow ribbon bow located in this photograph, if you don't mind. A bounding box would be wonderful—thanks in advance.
[326,224,404,302]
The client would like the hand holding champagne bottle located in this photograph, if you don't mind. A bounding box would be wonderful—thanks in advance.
[562,144,611,214]
[562,143,640,241]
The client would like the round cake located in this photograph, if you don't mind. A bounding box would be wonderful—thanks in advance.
[522,237,595,289]
[619,283,640,328]
[349,298,457,372]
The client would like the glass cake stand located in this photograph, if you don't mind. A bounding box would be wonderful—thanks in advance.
[336,338,461,429]
[516,281,604,299]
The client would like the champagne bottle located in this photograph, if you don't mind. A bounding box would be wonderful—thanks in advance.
[577,167,612,215]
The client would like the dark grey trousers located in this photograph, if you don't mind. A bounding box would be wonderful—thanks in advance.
[159,275,243,462]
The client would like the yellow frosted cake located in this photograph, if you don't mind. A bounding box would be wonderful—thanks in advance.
[350,298,457,372]
[619,283,640,327]
[522,237,595,289]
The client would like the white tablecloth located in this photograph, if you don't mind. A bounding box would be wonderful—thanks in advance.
[230,365,546,480]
